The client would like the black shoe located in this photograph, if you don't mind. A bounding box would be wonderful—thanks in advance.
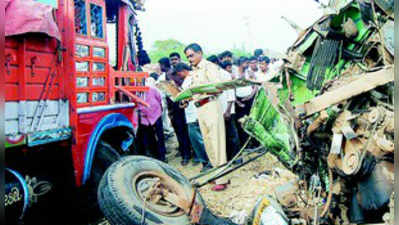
[201,164,213,172]
[181,159,189,166]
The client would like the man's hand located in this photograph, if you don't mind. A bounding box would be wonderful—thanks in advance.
[236,100,245,108]
[224,111,231,120]
[179,100,189,109]
[241,96,251,102]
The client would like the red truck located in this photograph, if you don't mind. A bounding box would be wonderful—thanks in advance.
[5,0,149,223]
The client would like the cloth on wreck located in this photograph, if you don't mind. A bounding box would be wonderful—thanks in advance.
[134,87,163,126]
[5,0,61,40]
[191,59,228,185]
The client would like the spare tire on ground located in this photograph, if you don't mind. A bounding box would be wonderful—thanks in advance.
[97,155,205,225]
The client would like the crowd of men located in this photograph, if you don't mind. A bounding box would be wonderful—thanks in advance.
[134,43,282,191]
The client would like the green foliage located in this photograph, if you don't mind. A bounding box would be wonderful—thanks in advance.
[229,47,252,58]
[148,39,187,63]
[147,39,252,63]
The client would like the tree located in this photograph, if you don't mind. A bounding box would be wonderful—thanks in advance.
[147,39,253,64]
[148,39,187,63]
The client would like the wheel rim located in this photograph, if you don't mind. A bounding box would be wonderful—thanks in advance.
[133,171,188,217]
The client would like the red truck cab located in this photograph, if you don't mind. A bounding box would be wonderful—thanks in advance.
[5,0,148,223]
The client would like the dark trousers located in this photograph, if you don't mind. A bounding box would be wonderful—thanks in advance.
[225,114,241,161]
[235,96,254,147]
[187,122,210,165]
[136,117,166,161]
[167,99,192,160]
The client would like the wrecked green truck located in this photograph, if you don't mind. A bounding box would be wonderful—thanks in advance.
[97,1,394,225]
[241,0,394,224]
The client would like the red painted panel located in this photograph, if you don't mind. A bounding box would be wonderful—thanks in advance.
[5,84,19,101]
[25,36,58,53]
[5,66,19,83]
[26,67,60,84]
[26,84,60,100]
[5,48,18,65]
[6,38,19,49]
[25,51,57,68]
[73,107,136,186]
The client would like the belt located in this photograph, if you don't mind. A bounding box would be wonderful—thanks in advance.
[195,96,217,108]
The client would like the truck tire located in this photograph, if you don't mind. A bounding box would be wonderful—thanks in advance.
[91,141,122,184]
[78,141,122,222]
[98,155,204,225]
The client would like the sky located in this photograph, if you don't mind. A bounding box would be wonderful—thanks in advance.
[136,0,325,55]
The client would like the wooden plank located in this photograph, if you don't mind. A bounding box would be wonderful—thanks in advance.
[116,86,150,108]
[300,67,394,117]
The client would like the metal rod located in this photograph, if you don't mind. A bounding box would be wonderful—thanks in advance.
[194,150,269,188]
[188,146,264,182]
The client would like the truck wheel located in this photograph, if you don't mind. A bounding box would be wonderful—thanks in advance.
[79,141,122,221]
[98,155,204,225]
[91,141,122,184]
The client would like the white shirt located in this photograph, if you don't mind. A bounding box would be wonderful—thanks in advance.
[220,69,236,114]
[181,76,198,124]
[232,65,239,76]
[256,59,284,82]
[255,70,271,82]
[235,70,254,98]
[158,72,166,81]
[155,72,168,107]
[146,77,156,87]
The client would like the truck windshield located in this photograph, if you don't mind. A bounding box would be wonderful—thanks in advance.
[74,0,87,36]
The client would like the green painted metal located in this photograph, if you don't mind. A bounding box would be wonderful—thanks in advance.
[242,87,297,169]
[173,79,261,102]
[243,1,378,172]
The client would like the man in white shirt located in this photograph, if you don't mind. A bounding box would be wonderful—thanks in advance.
[234,57,258,146]
[185,43,229,191]
[255,56,283,82]
[248,56,259,73]
[175,63,212,171]
[158,58,192,165]
[220,61,241,161]
[207,57,241,161]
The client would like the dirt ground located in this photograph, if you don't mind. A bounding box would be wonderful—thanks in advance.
[94,135,297,225]
[91,134,296,225]
[166,137,296,218]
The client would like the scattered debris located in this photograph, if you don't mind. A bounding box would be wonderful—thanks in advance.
[229,210,249,225]
[242,0,394,224]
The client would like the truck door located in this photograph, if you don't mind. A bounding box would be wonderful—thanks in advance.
[74,0,108,107]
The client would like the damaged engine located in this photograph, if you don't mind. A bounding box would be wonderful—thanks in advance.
[242,0,394,224]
